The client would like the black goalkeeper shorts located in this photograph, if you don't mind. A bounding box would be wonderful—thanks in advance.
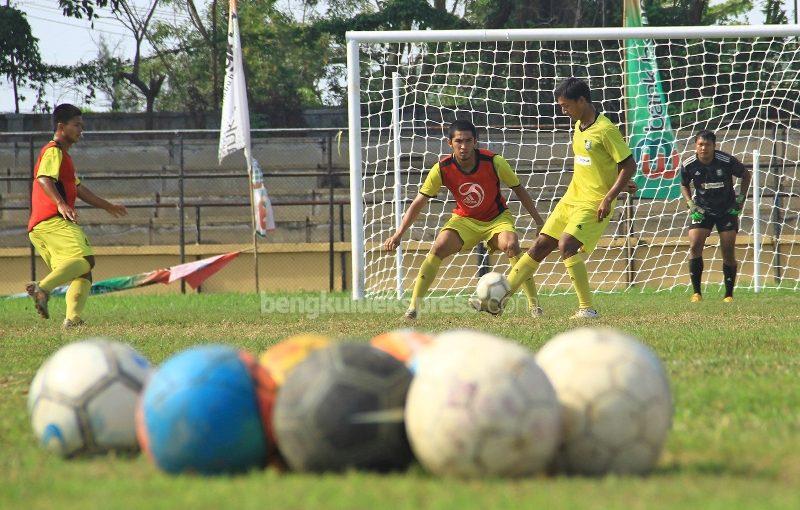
[689,212,739,233]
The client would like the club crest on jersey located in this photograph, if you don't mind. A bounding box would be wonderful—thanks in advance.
[717,168,723,177]
[584,139,592,151]
[458,182,485,208]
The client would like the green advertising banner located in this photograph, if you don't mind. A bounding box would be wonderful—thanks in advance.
[624,0,681,199]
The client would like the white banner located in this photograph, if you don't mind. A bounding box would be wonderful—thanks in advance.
[218,0,274,236]
[218,0,250,163]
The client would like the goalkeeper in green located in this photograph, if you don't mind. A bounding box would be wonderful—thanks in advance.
[679,130,751,302]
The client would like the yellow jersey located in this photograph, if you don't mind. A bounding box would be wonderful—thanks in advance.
[561,113,631,205]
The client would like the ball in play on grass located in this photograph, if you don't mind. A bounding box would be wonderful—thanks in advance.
[28,338,151,457]
[370,329,432,367]
[259,333,331,385]
[475,271,511,315]
[136,345,276,475]
[536,327,673,475]
[405,329,561,478]
[273,342,414,472]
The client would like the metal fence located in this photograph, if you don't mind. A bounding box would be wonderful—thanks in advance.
[0,128,352,295]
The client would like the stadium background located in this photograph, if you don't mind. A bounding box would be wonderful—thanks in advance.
[2,110,796,296]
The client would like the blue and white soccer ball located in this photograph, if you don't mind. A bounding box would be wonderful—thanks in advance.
[475,271,511,315]
[27,338,151,457]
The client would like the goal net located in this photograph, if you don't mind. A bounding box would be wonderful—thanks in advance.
[346,25,800,299]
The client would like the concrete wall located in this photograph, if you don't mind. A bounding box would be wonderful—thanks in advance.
[2,237,797,298]
[0,109,348,132]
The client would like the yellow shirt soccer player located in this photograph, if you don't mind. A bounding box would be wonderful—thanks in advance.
[384,120,545,320]
[505,77,637,319]
[26,104,128,328]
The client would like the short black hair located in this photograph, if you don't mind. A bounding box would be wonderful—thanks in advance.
[554,77,592,103]
[448,119,477,140]
[53,104,82,130]
[695,130,716,144]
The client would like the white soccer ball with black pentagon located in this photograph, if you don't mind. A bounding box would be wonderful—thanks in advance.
[405,330,561,478]
[475,271,510,315]
[536,327,673,475]
[28,338,151,457]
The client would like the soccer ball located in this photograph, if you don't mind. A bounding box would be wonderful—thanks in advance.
[370,328,432,369]
[475,271,510,315]
[137,345,275,475]
[273,343,414,472]
[259,333,331,385]
[536,327,673,475]
[28,338,151,457]
[405,330,561,478]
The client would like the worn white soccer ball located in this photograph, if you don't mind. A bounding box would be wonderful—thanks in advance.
[536,327,673,475]
[28,338,151,457]
[405,330,561,477]
[475,271,511,315]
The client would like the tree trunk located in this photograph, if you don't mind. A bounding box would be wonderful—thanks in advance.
[212,0,220,108]
[687,0,707,25]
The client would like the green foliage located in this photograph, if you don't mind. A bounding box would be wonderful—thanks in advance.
[57,0,121,20]
[0,6,47,110]
[762,0,789,24]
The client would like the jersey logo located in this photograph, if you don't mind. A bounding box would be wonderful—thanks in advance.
[702,182,725,189]
[575,155,592,166]
[584,139,592,150]
[694,171,700,176]
[717,168,723,177]
[458,182,485,208]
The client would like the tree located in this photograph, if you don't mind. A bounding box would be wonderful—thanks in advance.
[57,0,121,20]
[763,0,789,24]
[0,6,46,113]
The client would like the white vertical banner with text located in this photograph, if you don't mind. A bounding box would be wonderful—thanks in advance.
[218,0,275,235]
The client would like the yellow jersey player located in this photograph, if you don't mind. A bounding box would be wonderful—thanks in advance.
[26,104,128,328]
[679,130,751,302]
[384,119,545,320]
[505,77,637,318]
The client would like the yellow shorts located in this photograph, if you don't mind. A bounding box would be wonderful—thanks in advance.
[540,199,615,253]
[28,217,94,270]
[441,210,517,252]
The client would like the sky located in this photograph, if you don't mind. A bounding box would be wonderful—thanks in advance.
[1,0,795,114]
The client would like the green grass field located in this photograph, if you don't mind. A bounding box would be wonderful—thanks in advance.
[1,289,799,509]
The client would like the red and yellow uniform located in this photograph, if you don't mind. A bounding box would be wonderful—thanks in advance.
[28,141,93,271]
[419,149,520,251]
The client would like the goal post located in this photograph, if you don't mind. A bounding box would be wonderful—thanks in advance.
[346,25,800,300]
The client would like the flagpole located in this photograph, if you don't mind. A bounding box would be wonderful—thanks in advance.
[245,148,261,294]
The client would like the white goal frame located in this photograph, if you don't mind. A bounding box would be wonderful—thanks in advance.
[346,24,800,300]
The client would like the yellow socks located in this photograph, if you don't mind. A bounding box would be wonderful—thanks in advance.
[564,253,592,309]
[39,258,91,293]
[65,278,91,321]
[509,255,539,308]
[409,254,442,310]
[507,253,539,295]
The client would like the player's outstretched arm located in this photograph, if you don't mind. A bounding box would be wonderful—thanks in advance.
[77,185,128,218]
[510,185,544,230]
[732,161,752,214]
[597,156,636,221]
[384,193,430,252]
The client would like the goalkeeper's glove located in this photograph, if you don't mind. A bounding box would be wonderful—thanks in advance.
[727,194,746,216]
[687,199,705,222]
